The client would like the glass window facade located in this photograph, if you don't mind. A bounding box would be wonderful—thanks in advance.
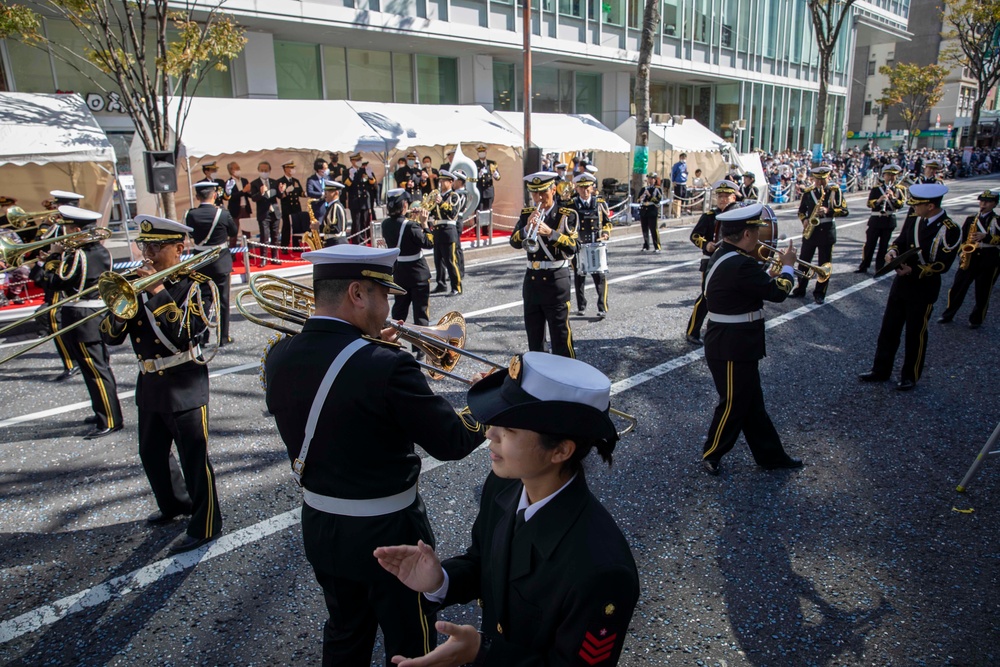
[274,41,322,100]
[6,39,54,93]
[322,46,349,99]
[394,53,414,104]
[348,49,393,102]
[576,73,603,118]
[416,55,458,105]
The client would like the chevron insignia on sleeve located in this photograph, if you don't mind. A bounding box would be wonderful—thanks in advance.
[578,630,617,665]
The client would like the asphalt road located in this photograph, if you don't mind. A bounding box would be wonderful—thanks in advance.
[1,177,998,666]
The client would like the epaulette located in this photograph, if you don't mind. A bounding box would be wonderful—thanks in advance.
[362,334,402,348]
[596,196,606,203]
[801,185,816,193]
[828,183,841,190]
[188,271,211,284]
[943,217,958,230]
[558,207,575,216]
[521,207,535,215]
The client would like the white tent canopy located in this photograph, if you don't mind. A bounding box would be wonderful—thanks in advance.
[347,101,523,152]
[493,111,630,154]
[0,92,116,166]
[614,116,728,153]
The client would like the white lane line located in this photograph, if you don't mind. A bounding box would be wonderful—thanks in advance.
[0,362,259,428]
[0,272,893,643]
[0,509,300,644]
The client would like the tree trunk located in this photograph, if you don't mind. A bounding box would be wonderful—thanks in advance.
[632,0,659,197]
[811,59,831,164]
[966,96,983,147]
[160,191,177,219]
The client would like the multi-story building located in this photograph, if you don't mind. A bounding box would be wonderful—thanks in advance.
[2,0,910,167]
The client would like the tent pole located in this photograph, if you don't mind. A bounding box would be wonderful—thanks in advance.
[185,156,194,215]
[112,161,136,262]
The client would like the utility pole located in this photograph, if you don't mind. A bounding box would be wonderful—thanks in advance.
[523,0,532,167]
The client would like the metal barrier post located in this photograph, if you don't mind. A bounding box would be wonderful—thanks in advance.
[239,237,249,284]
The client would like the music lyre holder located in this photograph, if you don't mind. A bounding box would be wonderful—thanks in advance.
[956,419,1000,493]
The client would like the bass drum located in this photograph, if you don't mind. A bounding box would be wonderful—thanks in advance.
[578,242,609,274]
[755,205,779,262]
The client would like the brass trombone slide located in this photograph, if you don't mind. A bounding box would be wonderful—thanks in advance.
[0,227,111,274]
[755,241,832,283]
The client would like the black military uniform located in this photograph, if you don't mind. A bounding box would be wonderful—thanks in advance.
[39,190,85,379]
[637,176,663,251]
[277,161,305,249]
[475,145,500,212]
[312,181,349,247]
[200,163,226,207]
[510,172,578,358]
[687,181,740,344]
[861,184,961,390]
[382,189,433,332]
[186,182,239,345]
[101,215,223,553]
[794,166,847,304]
[570,175,612,318]
[857,165,905,273]
[264,244,487,666]
[29,206,123,437]
[430,172,463,295]
[345,154,376,245]
[740,174,759,202]
[938,190,1000,329]
[250,169,282,264]
[701,204,800,474]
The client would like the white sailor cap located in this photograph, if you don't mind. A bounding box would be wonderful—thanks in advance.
[585,164,599,174]
[194,180,219,193]
[924,159,945,169]
[135,214,192,241]
[50,190,84,205]
[524,171,559,192]
[712,180,740,194]
[439,170,455,181]
[810,165,833,177]
[302,244,405,295]
[716,202,770,234]
[323,180,345,190]
[881,163,902,175]
[907,183,948,206]
[555,163,568,170]
[57,205,102,227]
[573,173,597,185]
[467,351,618,443]
[386,188,409,206]
[452,170,468,182]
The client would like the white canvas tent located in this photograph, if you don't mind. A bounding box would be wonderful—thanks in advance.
[0,92,117,217]
[614,117,729,185]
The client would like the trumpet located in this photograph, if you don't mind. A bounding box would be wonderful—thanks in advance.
[1,227,112,273]
[523,209,542,253]
[755,241,832,283]
[238,273,637,437]
[3,206,62,230]
[0,248,222,365]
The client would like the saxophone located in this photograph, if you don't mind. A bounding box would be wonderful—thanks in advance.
[803,186,827,240]
[303,198,323,251]
[959,218,979,270]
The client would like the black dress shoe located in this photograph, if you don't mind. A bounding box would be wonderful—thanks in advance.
[147,506,193,526]
[761,458,804,470]
[431,285,447,294]
[969,323,981,330]
[83,415,100,425]
[853,267,869,274]
[859,371,890,382]
[221,336,234,346]
[84,424,123,440]
[814,295,825,305]
[937,316,952,324]
[53,367,81,382]
[896,379,916,391]
[167,533,219,555]
[685,334,703,346]
[789,289,806,298]
[702,459,720,476]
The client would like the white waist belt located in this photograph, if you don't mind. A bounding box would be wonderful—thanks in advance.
[396,253,422,262]
[139,345,203,374]
[69,300,105,309]
[527,260,568,270]
[193,242,228,251]
[303,483,417,517]
[434,220,457,227]
[707,309,764,324]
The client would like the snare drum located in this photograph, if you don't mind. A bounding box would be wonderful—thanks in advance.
[578,242,609,274]
[755,205,779,262]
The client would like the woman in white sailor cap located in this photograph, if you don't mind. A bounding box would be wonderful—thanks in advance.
[376,352,640,666]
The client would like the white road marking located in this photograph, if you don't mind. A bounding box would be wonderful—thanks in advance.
[0,271,892,643]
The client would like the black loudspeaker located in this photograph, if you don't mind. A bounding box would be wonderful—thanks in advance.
[143,151,178,194]
[524,147,542,176]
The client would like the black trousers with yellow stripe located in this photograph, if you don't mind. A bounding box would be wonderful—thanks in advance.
[871,290,935,384]
[687,261,709,339]
[67,338,122,429]
[703,358,789,466]
[573,259,609,314]
[46,308,75,372]
[432,238,462,292]
[940,254,1000,326]
[138,404,221,540]
[523,267,575,358]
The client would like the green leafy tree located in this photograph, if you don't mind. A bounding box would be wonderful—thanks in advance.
[808,0,859,163]
[940,0,1000,147]
[1,1,247,218]
[631,0,659,197]
[876,63,947,149]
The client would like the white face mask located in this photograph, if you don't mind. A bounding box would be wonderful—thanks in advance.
[322,169,330,177]
[478,152,486,159]
[407,160,416,168]
[232,171,240,178]
[259,171,269,178]
[351,161,360,168]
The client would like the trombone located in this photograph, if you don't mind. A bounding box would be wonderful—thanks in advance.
[237,273,637,437]
[0,248,222,365]
[1,227,112,273]
[2,206,62,232]
[755,241,832,283]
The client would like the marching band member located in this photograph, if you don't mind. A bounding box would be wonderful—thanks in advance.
[382,188,433,349]
[375,352,640,667]
[277,160,305,249]
[312,180,348,247]
[686,180,740,346]
[475,144,500,213]
[200,161,226,207]
[856,164,905,274]
[637,172,663,252]
[859,183,961,391]
[187,181,239,346]
[41,190,86,380]
[345,153,377,245]
[452,170,470,278]
[792,165,847,304]
[430,171,463,296]
[101,215,223,553]
[739,172,759,202]
[916,158,945,185]
[250,161,282,266]
[938,189,1000,329]
[263,244,487,666]
[570,172,612,319]
[511,172,578,358]
[700,204,802,475]
[30,206,123,438]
